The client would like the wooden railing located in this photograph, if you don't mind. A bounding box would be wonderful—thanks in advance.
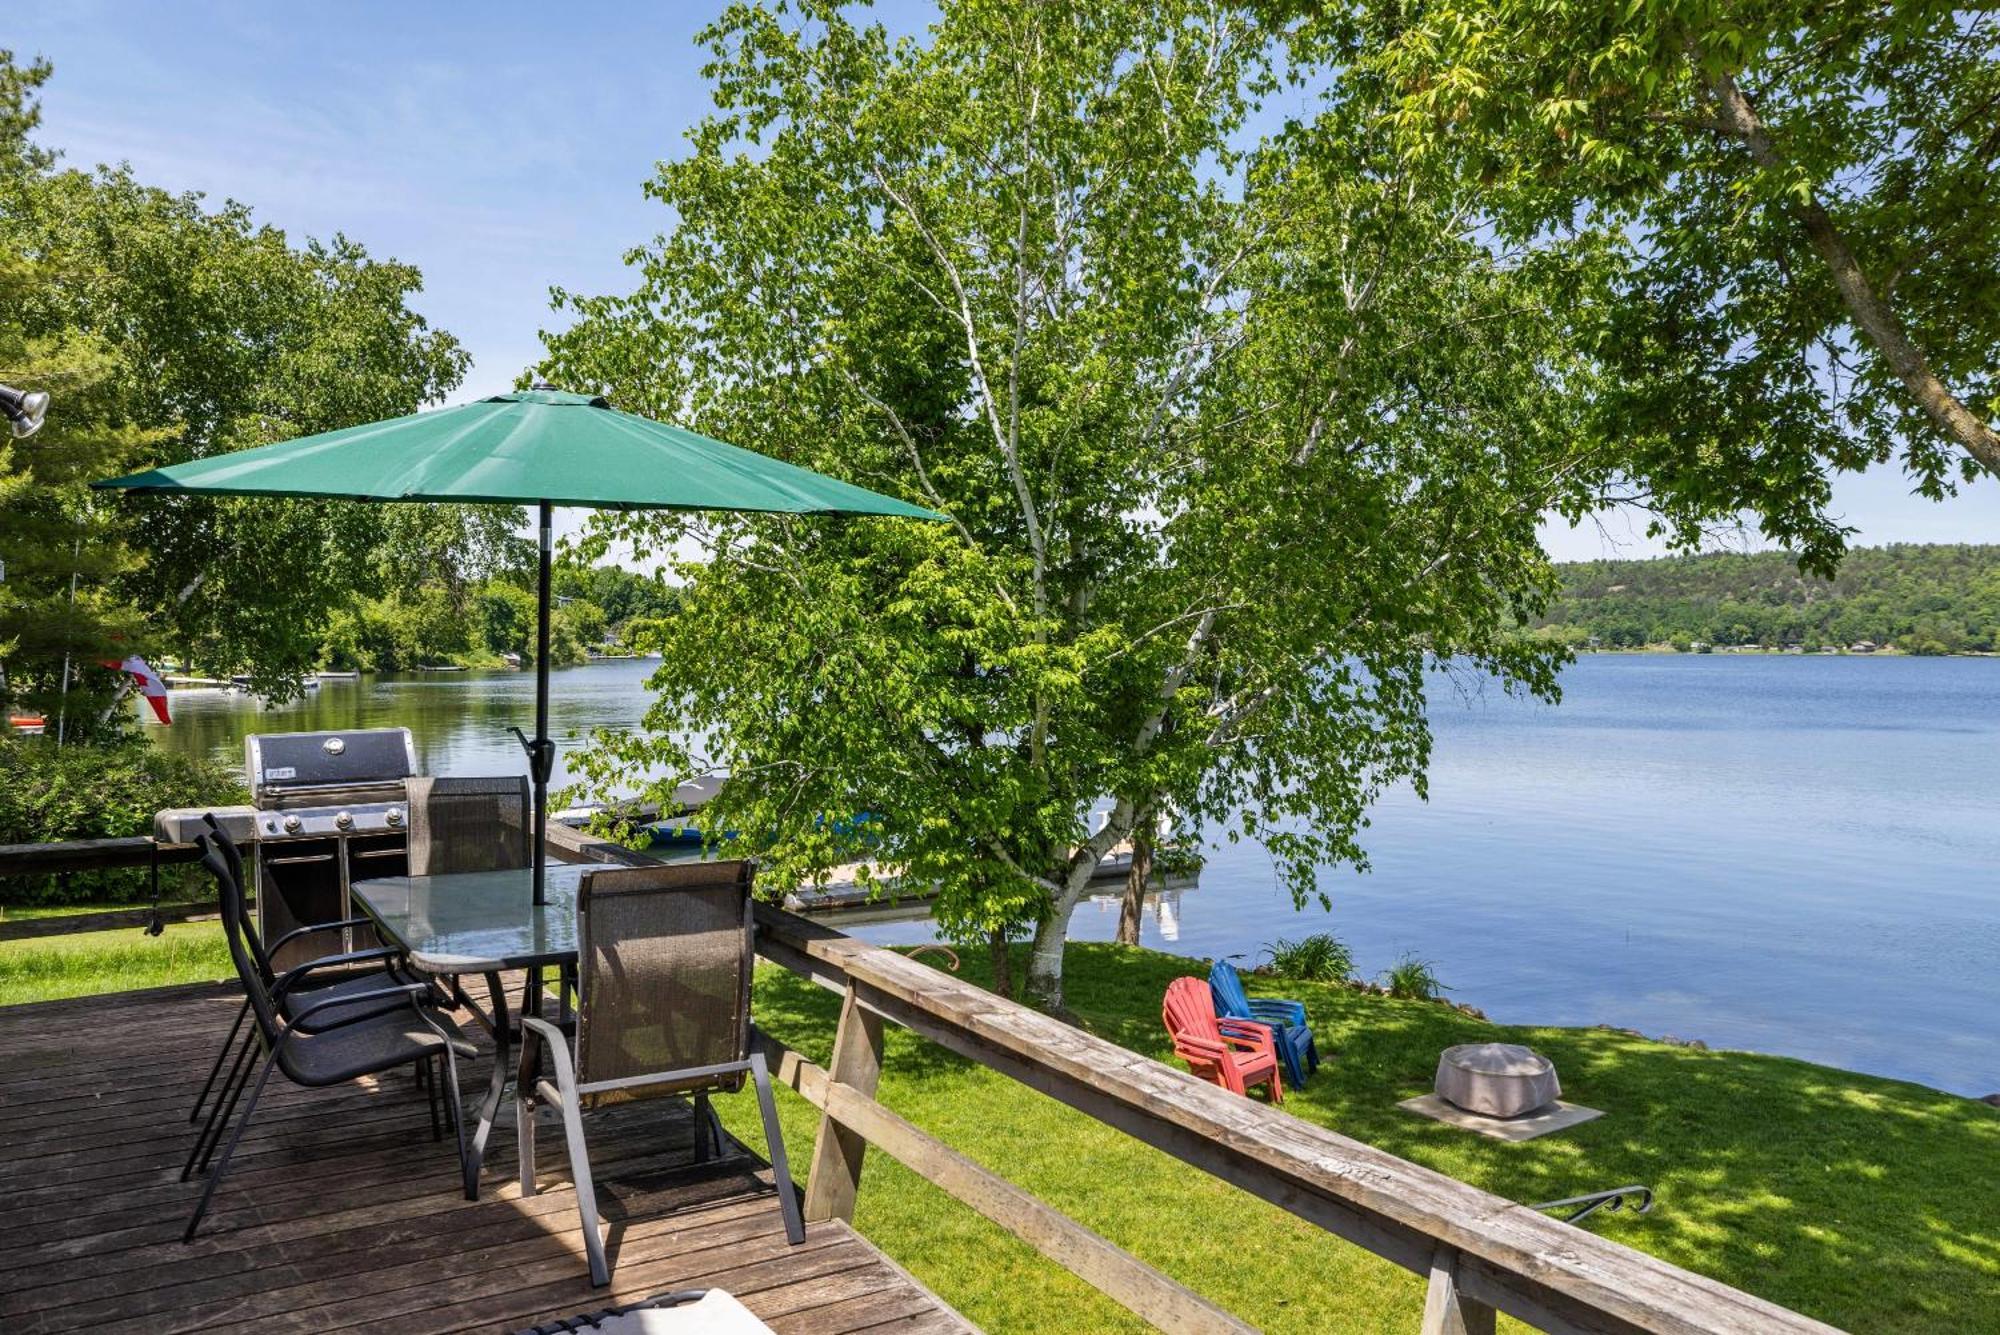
[0,837,210,941]
[542,820,1843,1335]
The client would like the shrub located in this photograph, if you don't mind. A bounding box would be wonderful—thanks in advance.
[0,738,246,905]
[1261,932,1354,982]
[1382,954,1447,1001]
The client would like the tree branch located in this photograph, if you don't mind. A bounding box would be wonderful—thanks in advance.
[1698,56,2000,473]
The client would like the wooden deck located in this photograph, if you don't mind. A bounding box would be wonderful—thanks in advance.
[0,981,974,1335]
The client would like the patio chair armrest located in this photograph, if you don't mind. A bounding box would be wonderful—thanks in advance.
[1246,998,1307,1027]
[270,947,403,999]
[1172,1035,1229,1062]
[281,983,432,1034]
[1216,1018,1276,1051]
[266,917,377,954]
[519,1014,569,1047]
[518,1014,578,1099]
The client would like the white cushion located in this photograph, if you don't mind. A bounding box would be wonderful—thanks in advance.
[594,1290,773,1334]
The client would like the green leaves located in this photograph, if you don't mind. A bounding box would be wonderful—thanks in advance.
[542,2,1593,1007]
[1353,0,2000,525]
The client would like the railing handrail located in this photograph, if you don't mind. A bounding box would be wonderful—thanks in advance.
[0,837,207,940]
[0,835,200,878]
[749,903,1839,1335]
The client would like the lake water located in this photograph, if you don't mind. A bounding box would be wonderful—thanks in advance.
[146,654,2000,1097]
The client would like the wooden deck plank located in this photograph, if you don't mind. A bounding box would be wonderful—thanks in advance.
[0,983,975,1335]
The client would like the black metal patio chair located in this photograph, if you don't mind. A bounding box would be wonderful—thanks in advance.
[182,831,477,1242]
[514,860,804,1287]
[188,815,428,1130]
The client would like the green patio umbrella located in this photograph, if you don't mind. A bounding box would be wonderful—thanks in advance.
[94,387,945,903]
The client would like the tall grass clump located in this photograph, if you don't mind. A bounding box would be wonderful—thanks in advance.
[1260,933,1354,982]
[1382,954,1446,1000]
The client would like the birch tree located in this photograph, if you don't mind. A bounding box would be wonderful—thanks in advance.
[545,0,1610,1009]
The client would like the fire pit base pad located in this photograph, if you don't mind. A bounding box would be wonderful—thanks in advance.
[1397,1094,1603,1142]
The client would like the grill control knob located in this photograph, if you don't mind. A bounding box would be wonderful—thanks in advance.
[385,808,405,828]
[264,819,277,834]
[282,814,302,835]
[334,810,354,831]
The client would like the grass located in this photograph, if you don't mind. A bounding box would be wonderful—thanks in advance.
[0,920,232,1005]
[722,945,2000,1333]
[3,928,1994,1330]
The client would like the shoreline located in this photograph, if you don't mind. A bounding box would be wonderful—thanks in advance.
[1550,643,2000,658]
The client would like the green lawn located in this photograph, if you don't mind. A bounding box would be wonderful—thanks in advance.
[0,920,231,1005]
[4,927,1994,1331]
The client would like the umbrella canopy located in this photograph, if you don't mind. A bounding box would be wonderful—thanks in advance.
[95,388,945,902]
[95,388,941,518]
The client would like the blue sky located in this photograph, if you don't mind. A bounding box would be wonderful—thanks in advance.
[14,1,1997,561]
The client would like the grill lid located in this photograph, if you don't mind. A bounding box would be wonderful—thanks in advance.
[247,728,416,800]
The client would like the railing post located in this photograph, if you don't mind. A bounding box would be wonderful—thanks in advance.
[802,981,884,1223]
[1421,1244,1496,1335]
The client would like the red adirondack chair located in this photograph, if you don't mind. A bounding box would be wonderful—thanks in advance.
[1162,977,1284,1104]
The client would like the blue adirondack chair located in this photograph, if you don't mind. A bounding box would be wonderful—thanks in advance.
[1209,960,1319,1087]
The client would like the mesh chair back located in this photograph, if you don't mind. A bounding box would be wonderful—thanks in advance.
[406,775,532,876]
[199,834,282,1049]
[574,860,756,1105]
[204,818,277,985]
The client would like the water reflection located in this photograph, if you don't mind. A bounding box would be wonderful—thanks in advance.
[139,654,2000,1094]
[147,662,663,791]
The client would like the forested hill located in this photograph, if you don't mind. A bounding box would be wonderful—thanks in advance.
[1531,545,2000,654]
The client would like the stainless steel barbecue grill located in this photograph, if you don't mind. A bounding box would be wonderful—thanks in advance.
[158,727,418,970]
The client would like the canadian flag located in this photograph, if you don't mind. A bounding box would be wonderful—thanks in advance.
[112,655,171,724]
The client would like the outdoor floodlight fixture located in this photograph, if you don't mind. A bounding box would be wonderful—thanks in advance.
[0,385,49,439]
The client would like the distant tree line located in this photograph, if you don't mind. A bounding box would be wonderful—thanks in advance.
[319,564,681,672]
[1528,545,2000,654]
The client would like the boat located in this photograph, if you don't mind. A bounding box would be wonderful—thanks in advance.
[6,714,47,735]
[317,669,360,680]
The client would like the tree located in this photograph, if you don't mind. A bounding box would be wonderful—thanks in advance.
[549,598,607,666]
[1350,0,2000,562]
[0,52,477,701]
[0,245,165,733]
[543,0,1607,1009]
[475,580,540,664]
[0,54,163,733]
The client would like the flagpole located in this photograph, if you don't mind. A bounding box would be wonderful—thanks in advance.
[54,534,80,747]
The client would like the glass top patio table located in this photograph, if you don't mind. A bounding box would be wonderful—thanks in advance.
[351,862,588,973]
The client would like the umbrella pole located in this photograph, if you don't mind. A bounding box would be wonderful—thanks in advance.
[533,501,553,906]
